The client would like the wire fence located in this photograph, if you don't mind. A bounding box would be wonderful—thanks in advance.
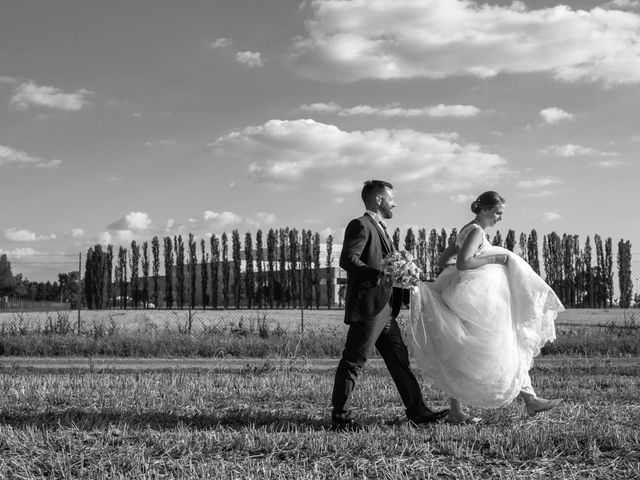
[1,254,640,335]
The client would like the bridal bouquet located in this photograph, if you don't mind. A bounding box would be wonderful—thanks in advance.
[379,251,423,289]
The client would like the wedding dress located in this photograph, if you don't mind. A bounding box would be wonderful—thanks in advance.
[403,223,564,407]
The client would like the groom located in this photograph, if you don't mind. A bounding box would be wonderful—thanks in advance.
[330,179,449,431]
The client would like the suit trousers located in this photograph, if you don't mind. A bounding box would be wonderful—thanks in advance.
[331,303,430,423]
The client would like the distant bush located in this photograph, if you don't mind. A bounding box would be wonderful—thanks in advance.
[0,322,345,358]
[543,323,640,356]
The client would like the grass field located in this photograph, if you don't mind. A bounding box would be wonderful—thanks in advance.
[1,355,639,479]
[1,308,640,359]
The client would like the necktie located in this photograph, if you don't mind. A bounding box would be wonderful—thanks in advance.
[379,220,395,252]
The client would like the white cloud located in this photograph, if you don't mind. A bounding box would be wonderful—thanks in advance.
[125,212,152,230]
[289,0,640,85]
[3,228,56,242]
[113,230,135,242]
[596,159,622,167]
[318,227,337,240]
[247,212,277,228]
[297,102,481,118]
[523,190,558,198]
[97,231,113,245]
[39,159,61,168]
[425,104,481,118]
[107,212,153,231]
[516,176,562,188]
[97,229,135,244]
[0,76,17,85]
[125,212,152,231]
[10,81,92,111]
[209,119,508,193]
[4,228,38,242]
[95,225,139,247]
[71,228,85,238]
[541,144,616,157]
[210,37,233,49]
[540,212,562,221]
[320,227,335,240]
[145,139,177,147]
[539,107,573,125]
[236,51,263,67]
[0,247,41,256]
[603,0,640,9]
[0,144,62,169]
[203,210,243,228]
[450,194,475,203]
[107,98,132,109]
[297,102,342,114]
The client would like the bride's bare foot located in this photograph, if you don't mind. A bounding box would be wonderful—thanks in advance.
[445,412,483,425]
[446,399,482,424]
[525,397,563,417]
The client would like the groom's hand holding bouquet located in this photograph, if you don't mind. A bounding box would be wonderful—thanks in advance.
[379,251,423,289]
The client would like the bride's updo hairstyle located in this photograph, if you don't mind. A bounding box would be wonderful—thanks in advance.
[471,191,506,214]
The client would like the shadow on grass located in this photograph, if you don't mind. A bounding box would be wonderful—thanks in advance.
[0,408,331,432]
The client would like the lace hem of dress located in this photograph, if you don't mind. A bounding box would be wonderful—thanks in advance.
[514,287,563,359]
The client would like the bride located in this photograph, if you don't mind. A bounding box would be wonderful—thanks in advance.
[404,191,564,424]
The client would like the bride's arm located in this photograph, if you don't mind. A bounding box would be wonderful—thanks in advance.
[436,244,458,271]
[456,228,508,270]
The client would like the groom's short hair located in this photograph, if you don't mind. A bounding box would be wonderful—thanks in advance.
[361,180,393,202]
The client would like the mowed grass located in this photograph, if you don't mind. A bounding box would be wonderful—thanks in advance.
[1,356,639,479]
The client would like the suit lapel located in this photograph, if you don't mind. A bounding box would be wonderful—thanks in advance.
[365,214,393,255]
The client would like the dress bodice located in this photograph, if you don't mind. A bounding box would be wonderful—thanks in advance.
[455,223,490,256]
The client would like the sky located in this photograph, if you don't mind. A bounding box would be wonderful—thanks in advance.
[1,0,640,273]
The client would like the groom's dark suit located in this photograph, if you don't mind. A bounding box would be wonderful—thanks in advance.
[341,213,397,324]
[331,212,434,425]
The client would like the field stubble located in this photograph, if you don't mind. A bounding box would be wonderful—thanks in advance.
[0,356,639,479]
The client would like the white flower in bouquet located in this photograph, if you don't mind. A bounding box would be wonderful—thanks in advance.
[379,250,423,289]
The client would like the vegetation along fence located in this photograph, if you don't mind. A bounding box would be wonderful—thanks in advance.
[1,226,639,334]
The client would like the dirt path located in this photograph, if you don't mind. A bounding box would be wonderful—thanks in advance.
[2,355,638,373]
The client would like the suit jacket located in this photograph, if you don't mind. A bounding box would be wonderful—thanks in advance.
[340,214,401,324]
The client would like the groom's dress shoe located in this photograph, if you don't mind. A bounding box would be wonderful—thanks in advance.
[526,397,563,417]
[409,409,450,428]
[426,408,451,422]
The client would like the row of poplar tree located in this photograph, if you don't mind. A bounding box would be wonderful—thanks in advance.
[84,229,333,310]
[83,226,635,310]
[393,227,633,308]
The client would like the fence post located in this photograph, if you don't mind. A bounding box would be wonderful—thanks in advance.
[299,258,304,333]
[77,252,82,334]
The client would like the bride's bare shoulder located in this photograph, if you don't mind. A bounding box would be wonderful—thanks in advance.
[459,221,481,234]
